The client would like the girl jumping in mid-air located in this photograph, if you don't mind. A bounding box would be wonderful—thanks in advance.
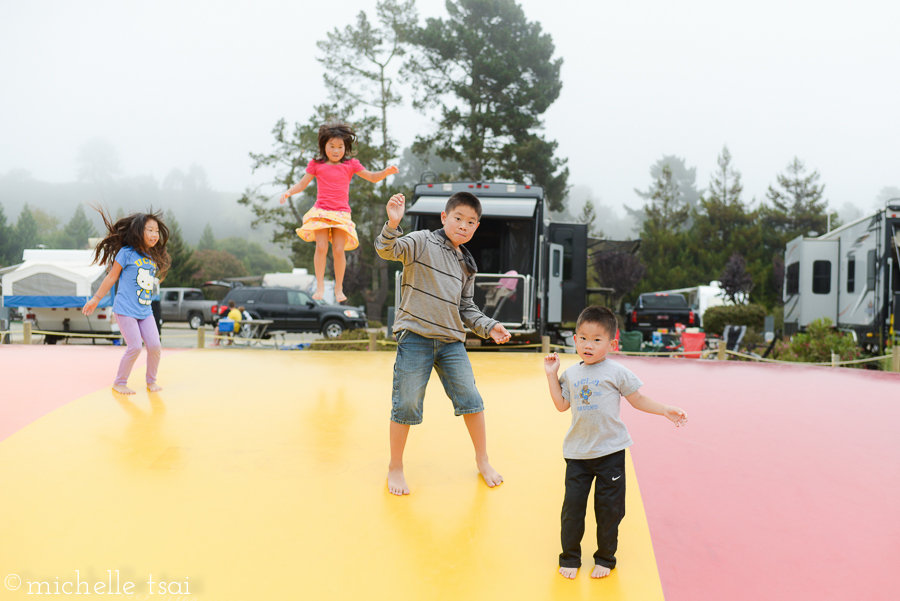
[280,122,398,302]
[82,208,171,395]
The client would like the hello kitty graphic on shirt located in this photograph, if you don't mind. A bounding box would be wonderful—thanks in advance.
[135,263,155,306]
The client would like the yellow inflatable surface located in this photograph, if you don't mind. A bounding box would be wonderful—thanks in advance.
[0,351,663,600]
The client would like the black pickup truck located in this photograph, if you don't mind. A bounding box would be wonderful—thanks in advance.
[626,293,696,340]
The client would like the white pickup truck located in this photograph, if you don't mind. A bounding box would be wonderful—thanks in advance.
[159,287,216,329]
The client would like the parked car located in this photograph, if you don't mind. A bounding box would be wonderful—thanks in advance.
[160,287,217,329]
[214,286,367,338]
[625,292,696,340]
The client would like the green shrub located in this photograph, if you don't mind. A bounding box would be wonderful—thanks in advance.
[702,304,766,336]
[772,318,861,366]
[309,328,393,351]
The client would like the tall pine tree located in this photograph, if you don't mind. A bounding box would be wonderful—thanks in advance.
[198,224,217,251]
[687,147,769,302]
[758,157,831,306]
[13,204,39,261]
[634,165,700,294]
[0,202,15,266]
[761,157,828,238]
[58,205,97,249]
[628,155,702,234]
[405,0,569,209]
[163,212,199,286]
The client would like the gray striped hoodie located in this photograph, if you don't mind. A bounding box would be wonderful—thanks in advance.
[375,223,498,343]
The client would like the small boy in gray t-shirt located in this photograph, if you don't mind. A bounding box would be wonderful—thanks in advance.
[544,306,687,580]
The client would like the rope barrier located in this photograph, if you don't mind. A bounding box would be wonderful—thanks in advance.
[613,349,717,358]
[1,328,894,370]
[725,349,892,367]
[30,330,121,339]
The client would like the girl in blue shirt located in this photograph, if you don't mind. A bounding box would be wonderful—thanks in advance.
[82,209,171,394]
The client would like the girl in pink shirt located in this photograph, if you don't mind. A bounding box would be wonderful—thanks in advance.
[280,123,398,302]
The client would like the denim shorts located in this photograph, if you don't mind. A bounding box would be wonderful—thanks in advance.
[391,330,484,425]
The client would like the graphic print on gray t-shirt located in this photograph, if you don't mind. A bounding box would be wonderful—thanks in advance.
[559,359,644,460]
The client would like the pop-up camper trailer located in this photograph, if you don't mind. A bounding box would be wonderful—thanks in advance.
[1,249,119,341]
[783,198,900,350]
[400,181,587,345]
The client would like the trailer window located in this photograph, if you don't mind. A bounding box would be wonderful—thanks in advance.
[847,258,855,293]
[554,229,574,280]
[786,263,800,295]
[812,261,831,294]
[867,249,877,291]
[420,216,535,277]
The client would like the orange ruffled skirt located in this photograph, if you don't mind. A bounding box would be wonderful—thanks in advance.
[296,208,359,251]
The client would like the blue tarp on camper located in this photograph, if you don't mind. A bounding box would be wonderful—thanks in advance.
[3,295,114,308]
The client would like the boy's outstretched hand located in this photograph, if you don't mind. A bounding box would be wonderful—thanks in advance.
[544,352,560,374]
[386,193,405,227]
[490,323,511,344]
[663,406,688,427]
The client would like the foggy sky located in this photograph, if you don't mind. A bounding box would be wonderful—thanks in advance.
[2,0,898,222]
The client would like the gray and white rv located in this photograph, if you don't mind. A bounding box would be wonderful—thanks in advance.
[783,199,900,350]
[398,181,588,346]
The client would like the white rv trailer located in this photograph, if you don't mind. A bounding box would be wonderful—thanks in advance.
[1,249,120,341]
[783,199,900,349]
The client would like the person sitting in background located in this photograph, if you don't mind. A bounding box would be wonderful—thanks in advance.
[226,300,242,345]
[212,300,242,346]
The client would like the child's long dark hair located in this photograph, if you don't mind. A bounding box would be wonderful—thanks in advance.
[314,122,357,163]
[91,206,171,281]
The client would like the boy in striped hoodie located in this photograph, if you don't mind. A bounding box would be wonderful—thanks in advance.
[376,191,511,496]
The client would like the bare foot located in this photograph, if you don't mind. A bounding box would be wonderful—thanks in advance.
[591,565,611,578]
[312,288,324,300]
[112,384,135,395]
[334,288,347,303]
[387,467,410,496]
[477,458,503,487]
[147,382,163,392]
[559,567,578,579]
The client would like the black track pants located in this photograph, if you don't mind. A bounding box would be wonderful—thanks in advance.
[559,450,626,569]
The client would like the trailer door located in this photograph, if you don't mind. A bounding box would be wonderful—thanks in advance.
[801,239,839,326]
[547,243,563,323]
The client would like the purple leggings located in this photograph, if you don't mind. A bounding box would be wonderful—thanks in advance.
[115,314,161,386]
